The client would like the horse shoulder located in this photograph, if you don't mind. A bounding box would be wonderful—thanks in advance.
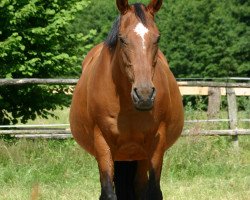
[156,50,179,89]
[155,50,184,148]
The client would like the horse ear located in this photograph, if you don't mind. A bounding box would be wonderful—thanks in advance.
[147,0,163,14]
[116,0,129,14]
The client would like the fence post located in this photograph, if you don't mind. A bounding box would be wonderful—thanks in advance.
[207,87,221,119]
[226,88,239,148]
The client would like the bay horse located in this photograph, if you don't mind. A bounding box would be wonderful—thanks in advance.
[70,0,184,199]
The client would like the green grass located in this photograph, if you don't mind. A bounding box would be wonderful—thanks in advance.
[25,108,70,125]
[0,139,100,200]
[0,136,249,200]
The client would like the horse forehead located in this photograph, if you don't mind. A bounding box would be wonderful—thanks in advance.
[133,22,149,38]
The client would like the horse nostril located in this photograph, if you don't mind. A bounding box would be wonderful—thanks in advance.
[133,87,141,101]
[150,87,156,101]
[133,87,156,102]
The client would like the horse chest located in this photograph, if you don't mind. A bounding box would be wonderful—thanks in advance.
[98,114,159,160]
[103,113,157,135]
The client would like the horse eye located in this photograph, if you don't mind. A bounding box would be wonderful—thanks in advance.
[153,36,160,45]
[119,37,127,45]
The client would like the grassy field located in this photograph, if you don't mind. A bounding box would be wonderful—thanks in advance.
[0,136,249,200]
[0,107,249,200]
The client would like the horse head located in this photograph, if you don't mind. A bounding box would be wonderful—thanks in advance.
[114,0,163,111]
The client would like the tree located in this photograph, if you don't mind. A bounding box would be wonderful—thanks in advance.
[72,0,149,46]
[0,0,95,124]
[158,0,249,78]
[71,0,117,46]
[229,0,250,77]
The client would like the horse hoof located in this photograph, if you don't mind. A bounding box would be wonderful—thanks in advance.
[141,187,163,200]
[99,193,117,200]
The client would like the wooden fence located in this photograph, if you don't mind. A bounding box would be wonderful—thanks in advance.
[179,80,250,147]
[0,79,249,147]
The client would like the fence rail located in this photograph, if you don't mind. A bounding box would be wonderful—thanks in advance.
[1,78,250,87]
[1,129,249,139]
[0,78,78,86]
[0,79,249,146]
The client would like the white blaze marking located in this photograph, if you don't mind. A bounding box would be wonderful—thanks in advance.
[134,22,149,50]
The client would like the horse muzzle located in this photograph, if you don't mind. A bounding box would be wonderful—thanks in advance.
[131,86,156,111]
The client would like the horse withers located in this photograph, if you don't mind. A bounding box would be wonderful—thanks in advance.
[70,0,184,199]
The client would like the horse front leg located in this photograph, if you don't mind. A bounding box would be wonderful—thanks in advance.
[143,157,164,200]
[94,127,117,200]
[134,160,149,199]
[99,171,116,200]
[142,137,165,200]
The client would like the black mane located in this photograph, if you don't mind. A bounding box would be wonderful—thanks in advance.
[105,3,147,50]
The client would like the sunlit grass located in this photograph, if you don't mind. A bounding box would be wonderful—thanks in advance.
[0,139,100,200]
[25,108,70,125]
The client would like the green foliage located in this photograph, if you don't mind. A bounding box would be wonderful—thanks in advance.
[0,0,94,124]
[158,0,250,77]
[72,0,149,46]
[71,0,117,46]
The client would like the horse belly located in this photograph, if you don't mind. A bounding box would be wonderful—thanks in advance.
[70,78,96,156]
